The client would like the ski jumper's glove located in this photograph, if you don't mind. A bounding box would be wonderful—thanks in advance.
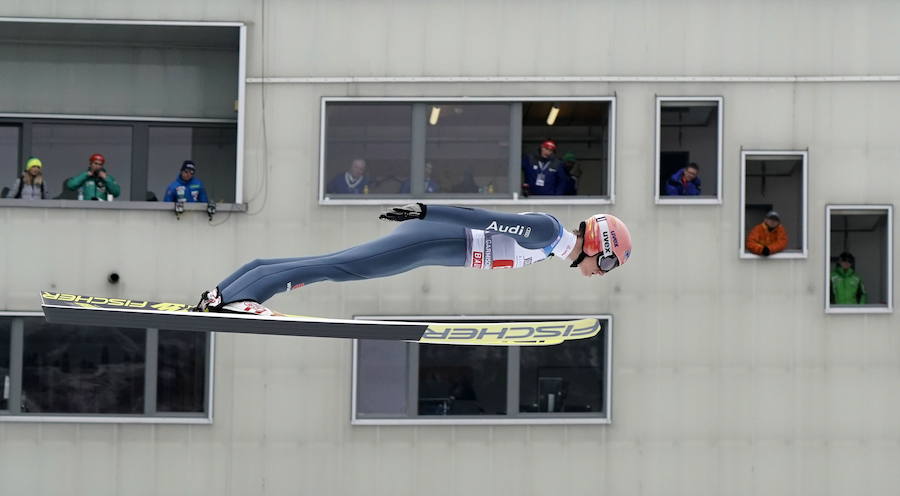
[379,202,427,222]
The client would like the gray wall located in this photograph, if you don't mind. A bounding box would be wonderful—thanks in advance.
[2,1,900,495]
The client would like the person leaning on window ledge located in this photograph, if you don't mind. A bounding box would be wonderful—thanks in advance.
[6,157,49,199]
[65,153,121,201]
[163,160,208,203]
[746,210,788,256]
[830,251,867,304]
[664,162,702,196]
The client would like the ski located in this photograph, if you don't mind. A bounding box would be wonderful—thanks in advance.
[40,291,601,346]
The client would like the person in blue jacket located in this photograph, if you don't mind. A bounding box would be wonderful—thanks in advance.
[521,140,570,196]
[664,162,702,196]
[327,158,369,194]
[163,160,208,203]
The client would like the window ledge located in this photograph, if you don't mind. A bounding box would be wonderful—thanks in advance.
[740,250,808,260]
[0,414,212,424]
[0,199,247,212]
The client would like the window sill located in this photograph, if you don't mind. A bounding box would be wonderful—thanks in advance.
[825,305,893,315]
[740,250,808,260]
[351,416,610,426]
[0,199,247,212]
[656,197,722,205]
[0,414,212,424]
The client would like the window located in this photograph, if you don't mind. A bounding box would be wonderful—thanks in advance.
[320,98,615,203]
[0,19,244,205]
[740,151,808,258]
[32,123,134,200]
[655,97,722,204]
[353,315,612,424]
[825,205,893,313]
[426,103,510,197]
[0,118,238,203]
[0,315,211,421]
[0,125,20,199]
[148,125,238,203]
[522,101,613,198]
[0,319,10,411]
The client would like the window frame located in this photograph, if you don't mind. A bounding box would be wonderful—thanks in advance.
[319,96,617,206]
[0,17,247,206]
[824,204,894,314]
[350,314,613,426]
[654,96,724,205]
[0,312,215,424]
[0,116,245,210]
[739,150,809,259]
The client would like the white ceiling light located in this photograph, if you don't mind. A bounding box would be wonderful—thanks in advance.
[429,106,441,125]
[546,105,560,126]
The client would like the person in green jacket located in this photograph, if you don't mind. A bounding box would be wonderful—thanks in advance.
[65,153,121,201]
[830,251,867,305]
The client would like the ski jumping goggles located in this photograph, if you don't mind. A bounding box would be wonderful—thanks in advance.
[571,251,620,272]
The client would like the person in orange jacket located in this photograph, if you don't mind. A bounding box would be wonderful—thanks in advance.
[746,210,788,256]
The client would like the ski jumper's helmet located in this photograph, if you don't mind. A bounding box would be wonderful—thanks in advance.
[571,214,632,272]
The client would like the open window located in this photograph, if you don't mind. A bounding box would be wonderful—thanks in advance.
[0,19,244,205]
[825,205,893,313]
[740,151,808,258]
[320,97,615,204]
[521,100,614,199]
[655,97,722,204]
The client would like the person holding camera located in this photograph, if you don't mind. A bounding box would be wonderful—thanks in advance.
[65,153,121,201]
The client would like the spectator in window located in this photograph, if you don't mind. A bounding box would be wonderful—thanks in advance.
[163,160,209,203]
[65,153,121,201]
[399,162,440,194]
[6,157,49,199]
[830,251,867,304]
[327,158,369,194]
[746,210,788,256]
[560,152,581,195]
[521,140,569,196]
[664,162,702,196]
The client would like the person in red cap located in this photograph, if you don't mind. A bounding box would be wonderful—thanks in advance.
[65,153,121,201]
[521,140,571,196]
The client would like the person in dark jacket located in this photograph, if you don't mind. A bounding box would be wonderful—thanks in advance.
[163,160,209,202]
[521,140,569,196]
[6,157,49,200]
[664,162,702,196]
[830,252,867,304]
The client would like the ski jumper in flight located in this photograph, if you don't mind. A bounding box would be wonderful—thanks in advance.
[196,204,632,315]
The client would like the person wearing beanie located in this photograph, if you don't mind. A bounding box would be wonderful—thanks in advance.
[746,210,788,256]
[6,157,49,199]
[65,153,121,201]
[163,160,209,202]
